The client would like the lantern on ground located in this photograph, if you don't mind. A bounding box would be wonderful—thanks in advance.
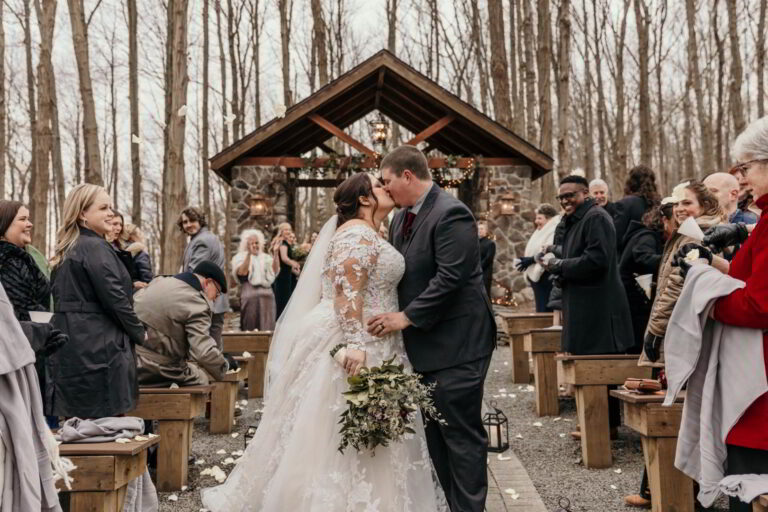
[249,194,271,217]
[483,401,509,452]
[368,114,390,149]
[496,194,519,216]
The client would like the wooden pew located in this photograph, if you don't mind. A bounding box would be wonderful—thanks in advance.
[523,326,562,416]
[498,312,554,383]
[556,354,652,468]
[57,435,159,511]
[210,367,248,434]
[126,385,210,491]
[754,494,768,512]
[611,390,691,512]
[222,330,272,398]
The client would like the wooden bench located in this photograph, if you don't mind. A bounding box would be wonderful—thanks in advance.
[754,494,768,511]
[126,385,210,491]
[222,330,272,398]
[523,327,562,416]
[556,354,652,468]
[57,435,159,511]
[210,367,248,434]
[611,390,691,512]
[498,312,554,383]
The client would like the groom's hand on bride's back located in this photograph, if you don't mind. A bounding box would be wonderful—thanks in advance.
[367,312,412,337]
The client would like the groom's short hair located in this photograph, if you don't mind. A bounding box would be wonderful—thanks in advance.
[380,145,430,180]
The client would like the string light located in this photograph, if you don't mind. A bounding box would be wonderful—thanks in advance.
[431,157,476,187]
[491,279,518,307]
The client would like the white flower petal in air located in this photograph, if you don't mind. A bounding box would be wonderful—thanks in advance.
[177,105,187,117]
[275,104,287,118]
[131,134,141,144]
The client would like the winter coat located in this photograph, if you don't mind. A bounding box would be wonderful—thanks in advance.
[639,213,723,367]
[479,237,496,296]
[125,242,154,283]
[0,241,50,322]
[48,227,145,418]
[182,227,230,314]
[612,195,650,254]
[558,198,634,354]
[618,220,663,352]
[134,275,229,387]
[546,217,567,311]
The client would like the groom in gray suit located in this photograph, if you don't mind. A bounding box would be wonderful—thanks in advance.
[367,145,496,512]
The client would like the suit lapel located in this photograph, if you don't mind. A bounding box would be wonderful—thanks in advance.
[402,183,440,256]
[392,209,406,252]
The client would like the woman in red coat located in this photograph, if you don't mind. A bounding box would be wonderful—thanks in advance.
[696,116,768,512]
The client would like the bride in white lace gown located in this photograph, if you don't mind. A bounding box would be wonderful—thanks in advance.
[201,173,447,511]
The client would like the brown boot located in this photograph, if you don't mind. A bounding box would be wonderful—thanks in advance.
[624,494,651,508]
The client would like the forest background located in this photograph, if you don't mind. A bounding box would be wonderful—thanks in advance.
[2,0,766,272]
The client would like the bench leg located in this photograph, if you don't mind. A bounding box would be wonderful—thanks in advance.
[575,384,612,468]
[156,419,191,491]
[510,334,529,384]
[642,436,694,512]
[69,490,118,511]
[533,352,559,416]
[248,354,266,399]
[210,381,237,434]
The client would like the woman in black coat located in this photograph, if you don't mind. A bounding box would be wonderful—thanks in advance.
[48,184,145,418]
[612,165,662,255]
[618,204,675,353]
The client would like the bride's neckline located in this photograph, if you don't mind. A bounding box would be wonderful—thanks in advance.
[335,221,377,235]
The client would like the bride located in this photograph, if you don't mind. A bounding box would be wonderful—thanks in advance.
[201,172,447,511]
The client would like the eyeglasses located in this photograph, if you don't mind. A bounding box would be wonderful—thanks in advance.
[208,279,222,299]
[555,190,585,202]
[734,158,768,174]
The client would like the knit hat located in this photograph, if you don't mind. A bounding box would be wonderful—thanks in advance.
[193,261,228,293]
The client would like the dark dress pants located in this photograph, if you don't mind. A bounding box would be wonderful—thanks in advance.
[528,275,554,313]
[421,355,492,512]
[725,444,768,512]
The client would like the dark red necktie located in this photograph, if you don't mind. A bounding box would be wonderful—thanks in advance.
[403,211,417,239]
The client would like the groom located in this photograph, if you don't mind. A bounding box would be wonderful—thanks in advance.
[368,145,496,512]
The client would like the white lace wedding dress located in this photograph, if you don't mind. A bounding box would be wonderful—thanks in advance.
[201,224,447,511]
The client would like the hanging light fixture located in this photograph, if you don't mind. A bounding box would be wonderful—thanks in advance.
[249,194,271,217]
[368,114,390,149]
[496,193,519,216]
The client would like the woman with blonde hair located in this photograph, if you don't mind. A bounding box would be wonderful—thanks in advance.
[233,229,276,331]
[120,222,154,288]
[48,184,145,418]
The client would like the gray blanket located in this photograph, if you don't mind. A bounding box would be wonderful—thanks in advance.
[663,264,768,507]
[55,417,144,443]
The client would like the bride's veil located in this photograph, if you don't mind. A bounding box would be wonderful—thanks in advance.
[263,215,338,400]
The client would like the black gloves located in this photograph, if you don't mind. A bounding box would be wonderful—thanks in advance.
[515,257,535,272]
[544,258,563,275]
[643,332,663,362]
[702,223,750,251]
[223,353,239,371]
[673,243,713,278]
[44,329,69,356]
[19,322,69,358]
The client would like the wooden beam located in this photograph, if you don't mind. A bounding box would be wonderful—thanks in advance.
[318,143,338,155]
[406,115,454,145]
[308,113,376,156]
[237,156,525,169]
[374,68,386,109]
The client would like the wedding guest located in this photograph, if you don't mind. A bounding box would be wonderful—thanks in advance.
[232,229,276,331]
[613,166,661,254]
[730,164,762,217]
[135,261,230,387]
[106,210,139,283]
[179,206,229,349]
[517,204,560,312]
[704,172,758,224]
[270,222,301,319]
[477,221,496,297]
[589,178,616,215]
[120,222,154,289]
[541,175,633,439]
[48,184,145,418]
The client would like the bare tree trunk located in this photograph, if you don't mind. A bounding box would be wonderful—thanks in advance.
[311,0,329,86]
[31,0,56,249]
[226,0,240,139]
[160,0,190,274]
[634,0,652,165]
[73,105,82,184]
[67,0,103,185]
[249,0,262,126]
[216,1,229,147]
[51,72,65,217]
[683,89,695,179]
[654,2,667,184]
[386,0,397,53]
[128,0,141,224]
[536,0,552,154]
[469,2,490,114]
[509,0,522,133]
[713,0,726,169]
[757,0,766,118]
[684,0,713,176]
[278,0,293,107]
[202,0,211,218]
[610,0,631,198]
[23,0,38,206]
[109,40,118,206]
[488,0,512,128]
[555,0,571,177]
[0,1,4,198]
[726,0,746,135]
[522,0,536,143]
[581,0,594,180]
[593,3,607,179]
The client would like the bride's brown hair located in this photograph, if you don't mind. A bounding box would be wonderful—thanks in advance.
[333,172,379,227]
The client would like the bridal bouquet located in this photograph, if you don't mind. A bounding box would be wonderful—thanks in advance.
[330,345,444,455]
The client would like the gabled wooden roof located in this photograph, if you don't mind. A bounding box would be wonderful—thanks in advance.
[210,50,554,181]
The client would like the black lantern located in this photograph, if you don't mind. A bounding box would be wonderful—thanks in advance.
[368,114,390,149]
[249,194,271,217]
[483,401,509,452]
[496,193,519,216]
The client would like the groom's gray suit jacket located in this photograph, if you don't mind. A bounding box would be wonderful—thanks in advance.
[391,183,496,373]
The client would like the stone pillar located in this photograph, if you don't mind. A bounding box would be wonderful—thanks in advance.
[230,164,290,253]
[481,165,537,305]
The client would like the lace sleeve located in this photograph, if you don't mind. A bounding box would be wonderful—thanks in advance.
[329,227,380,349]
